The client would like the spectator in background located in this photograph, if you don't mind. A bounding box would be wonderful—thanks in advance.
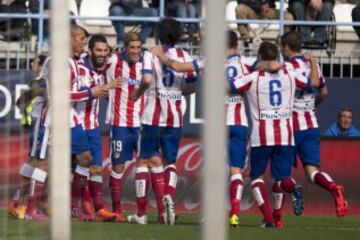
[289,0,334,44]
[166,0,202,36]
[324,107,360,137]
[0,0,29,41]
[352,2,360,39]
[109,0,157,47]
[235,0,293,47]
[29,0,50,43]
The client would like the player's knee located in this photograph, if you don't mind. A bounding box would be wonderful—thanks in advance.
[136,158,149,168]
[37,160,48,172]
[28,157,39,167]
[148,156,163,168]
[76,151,93,167]
[89,165,102,175]
[112,163,125,174]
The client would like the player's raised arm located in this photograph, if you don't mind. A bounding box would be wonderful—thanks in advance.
[227,71,255,94]
[130,51,153,101]
[303,53,320,88]
[149,46,203,73]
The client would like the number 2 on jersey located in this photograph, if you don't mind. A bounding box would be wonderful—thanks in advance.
[269,79,282,107]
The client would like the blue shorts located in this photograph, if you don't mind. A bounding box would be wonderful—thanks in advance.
[228,125,248,168]
[294,128,321,167]
[110,126,140,164]
[250,146,295,181]
[85,128,103,167]
[138,125,182,164]
[71,125,91,156]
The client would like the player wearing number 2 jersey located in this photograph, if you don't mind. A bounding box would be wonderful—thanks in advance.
[229,41,320,228]
[129,18,198,225]
[281,31,347,218]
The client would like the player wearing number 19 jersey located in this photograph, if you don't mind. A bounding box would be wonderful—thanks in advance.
[105,32,146,223]
[229,42,320,228]
[129,18,198,225]
[281,31,347,218]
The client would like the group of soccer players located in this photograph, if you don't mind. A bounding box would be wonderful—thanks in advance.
[8,17,347,228]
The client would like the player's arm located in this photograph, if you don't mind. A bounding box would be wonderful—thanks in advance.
[131,73,152,101]
[182,83,196,95]
[303,53,320,88]
[131,50,153,101]
[253,60,282,72]
[315,85,328,107]
[227,72,254,93]
[149,46,203,73]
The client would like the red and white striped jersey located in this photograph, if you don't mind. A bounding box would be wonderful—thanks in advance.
[74,56,105,130]
[141,48,198,127]
[285,56,326,131]
[106,53,145,128]
[41,57,94,128]
[230,67,309,146]
[226,54,255,126]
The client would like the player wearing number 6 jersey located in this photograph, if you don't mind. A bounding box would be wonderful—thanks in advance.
[281,31,348,218]
[228,41,320,228]
[129,18,198,225]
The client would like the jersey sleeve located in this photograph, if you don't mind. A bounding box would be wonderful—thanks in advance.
[243,57,257,73]
[192,59,204,73]
[142,50,154,76]
[104,54,117,84]
[70,61,93,102]
[105,54,117,84]
[229,71,255,93]
[285,62,310,91]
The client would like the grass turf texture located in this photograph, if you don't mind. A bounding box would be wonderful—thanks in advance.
[1,210,360,240]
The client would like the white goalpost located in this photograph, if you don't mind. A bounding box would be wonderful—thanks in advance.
[50,0,70,239]
[202,1,227,240]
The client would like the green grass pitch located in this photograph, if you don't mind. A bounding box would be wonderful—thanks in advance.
[1,210,360,240]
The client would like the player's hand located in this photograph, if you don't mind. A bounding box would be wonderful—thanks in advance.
[303,52,316,63]
[107,76,123,89]
[269,60,282,71]
[91,85,109,98]
[130,92,139,101]
[311,0,323,11]
[149,46,163,57]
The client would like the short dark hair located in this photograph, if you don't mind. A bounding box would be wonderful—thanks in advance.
[281,31,302,52]
[88,34,108,50]
[227,30,238,49]
[258,41,278,60]
[70,24,89,38]
[157,18,182,46]
[124,31,142,47]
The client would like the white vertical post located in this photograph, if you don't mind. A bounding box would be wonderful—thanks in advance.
[50,0,70,239]
[202,1,227,240]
